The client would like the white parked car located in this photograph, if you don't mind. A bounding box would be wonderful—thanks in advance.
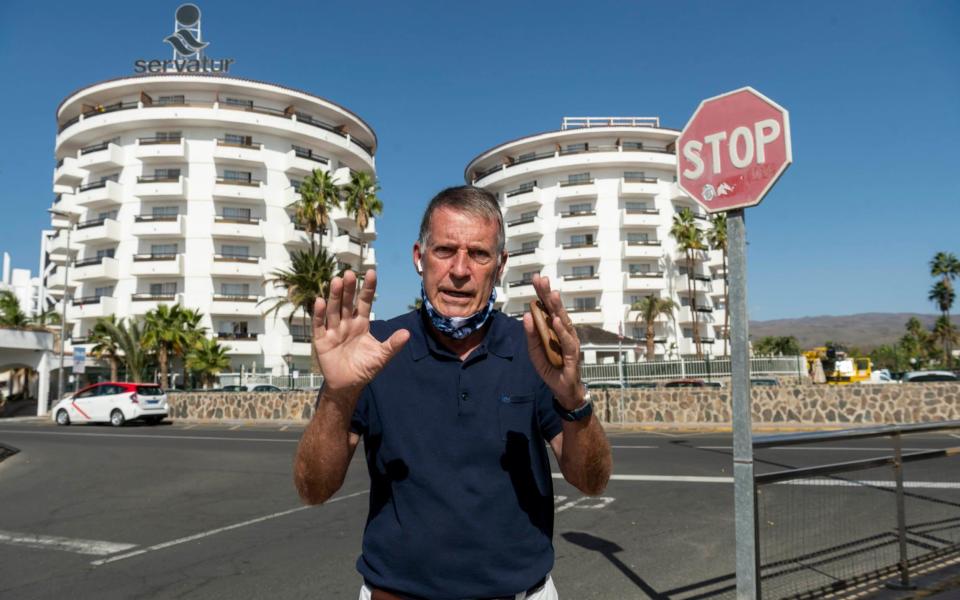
[51,382,169,426]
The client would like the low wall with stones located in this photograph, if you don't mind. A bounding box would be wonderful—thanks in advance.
[169,383,960,427]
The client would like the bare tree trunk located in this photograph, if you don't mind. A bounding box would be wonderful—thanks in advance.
[688,252,702,358]
[723,249,730,358]
[646,318,655,361]
[110,357,119,381]
[159,347,168,389]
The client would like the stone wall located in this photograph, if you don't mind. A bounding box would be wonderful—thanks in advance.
[167,383,960,426]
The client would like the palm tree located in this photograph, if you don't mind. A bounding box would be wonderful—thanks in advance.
[929,281,956,366]
[142,304,189,389]
[186,337,231,389]
[99,318,150,382]
[631,295,676,360]
[260,245,338,371]
[932,316,959,367]
[929,252,959,367]
[707,213,729,357]
[408,297,423,311]
[670,208,706,358]
[296,168,341,249]
[90,315,122,381]
[341,171,383,267]
[0,290,30,327]
[176,307,207,389]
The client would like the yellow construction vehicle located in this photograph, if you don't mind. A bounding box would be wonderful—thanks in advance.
[804,345,872,384]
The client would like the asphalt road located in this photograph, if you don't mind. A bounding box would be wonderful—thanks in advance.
[0,419,957,600]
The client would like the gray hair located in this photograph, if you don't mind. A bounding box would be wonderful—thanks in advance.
[417,186,505,255]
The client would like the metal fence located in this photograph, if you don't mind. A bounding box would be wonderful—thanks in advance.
[217,372,324,390]
[579,355,806,384]
[751,422,960,599]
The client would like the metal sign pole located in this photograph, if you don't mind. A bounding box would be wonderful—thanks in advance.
[729,209,759,599]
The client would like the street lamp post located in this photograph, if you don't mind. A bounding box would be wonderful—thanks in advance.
[284,352,294,390]
[48,209,77,409]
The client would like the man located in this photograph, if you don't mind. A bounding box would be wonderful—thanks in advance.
[295,186,612,599]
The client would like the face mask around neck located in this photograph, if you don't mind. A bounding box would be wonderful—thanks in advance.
[420,283,497,340]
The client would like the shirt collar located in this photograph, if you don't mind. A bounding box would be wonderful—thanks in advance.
[407,309,514,361]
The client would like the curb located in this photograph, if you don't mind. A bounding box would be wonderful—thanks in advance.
[0,442,21,464]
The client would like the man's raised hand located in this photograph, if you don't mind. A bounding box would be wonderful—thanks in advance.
[313,270,410,400]
[522,274,584,409]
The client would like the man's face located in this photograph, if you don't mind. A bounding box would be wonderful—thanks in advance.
[413,207,506,318]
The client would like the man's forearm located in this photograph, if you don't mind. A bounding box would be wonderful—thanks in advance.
[560,415,612,496]
[293,390,358,505]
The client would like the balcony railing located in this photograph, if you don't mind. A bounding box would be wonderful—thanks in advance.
[508,248,538,257]
[292,147,329,164]
[628,271,664,278]
[561,242,597,249]
[566,306,601,313]
[625,208,659,215]
[135,214,178,222]
[560,179,594,187]
[77,180,108,192]
[82,101,137,118]
[514,150,555,165]
[212,294,259,302]
[76,217,108,230]
[138,136,181,145]
[221,101,287,117]
[505,185,536,198]
[562,274,599,281]
[132,293,177,302]
[292,334,312,343]
[561,210,596,218]
[133,253,177,261]
[214,254,260,263]
[216,332,258,340]
[695,306,714,313]
[627,240,661,246]
[137,174,180,183]
[216,177,262,186]
[624,176,658,183]
[508,280,534,288]
[507,217,536,227]
[79,141,110,155]
[74,256,106,268]
[215,215,261,224]
[72,295,106,305]
[216,138,261,149]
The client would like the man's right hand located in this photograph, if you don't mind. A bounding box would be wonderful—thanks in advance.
[313,270,410,402]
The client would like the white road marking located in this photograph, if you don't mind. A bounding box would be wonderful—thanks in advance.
[610,445,658,449]
[556,496,615,512]
[0,530,137,556]
[229,424,242,431]
[182,424,196,430]
[0,430,297,444]
[699,446,933,452]
[552,473,960,489]
[91,489,369,566]
[279,425,289,431]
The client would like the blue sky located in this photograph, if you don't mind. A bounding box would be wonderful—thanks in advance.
[0,0,957,321]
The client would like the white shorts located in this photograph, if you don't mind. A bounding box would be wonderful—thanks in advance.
[359,575,559,600]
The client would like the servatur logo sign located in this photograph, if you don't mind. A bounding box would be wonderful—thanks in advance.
[134,4,234,74]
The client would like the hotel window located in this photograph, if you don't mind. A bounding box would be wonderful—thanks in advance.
[290,179,303,192]
[572,265,595,278]
[517,151,537,162]
[622,141,644,151]
[520,210,537,221]
[563,143,588,155]
[683,328,694,339]
[521,240,538,252]
[290,323,310,338]
[624,171,647,182]
[224,133,253,146]
[221,244,250,259]
[149,282,177,296]
[150,243,177,257]
[153,168,181,180]
[100,173,120,184]
[152,206,179,217]
[219,321,249,336]
[95,248,115,259]
[157,95,185,105]
[625,201,649,212]
[627,231,650,244]
[224,97,254,109]
[629,263,652,276]
[680,297,692,307]
[568,202,592,215]
[574,297,597,311]
[570,233,594,246]
[220,283,250,297]
[223,206,252,220]
[521,271,537,283]
[96,209,118,221]
[223,169,252,183]
[155,131,181,142]
[516,181,536,193]
[94,286,114,298]
[632,327,643,339]
[566,172,591,184]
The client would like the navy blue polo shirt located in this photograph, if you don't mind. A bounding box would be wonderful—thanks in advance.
[350,309,563,599]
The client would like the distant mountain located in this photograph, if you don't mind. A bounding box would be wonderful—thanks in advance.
[748,313,942,351]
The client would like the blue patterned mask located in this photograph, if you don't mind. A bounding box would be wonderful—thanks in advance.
[420,283,497,340]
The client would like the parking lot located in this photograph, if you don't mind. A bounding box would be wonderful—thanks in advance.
[0,420,957,599]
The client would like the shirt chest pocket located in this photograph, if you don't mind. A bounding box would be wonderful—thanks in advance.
[498,393,535,441]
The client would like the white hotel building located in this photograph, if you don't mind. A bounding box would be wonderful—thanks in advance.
[466,117,726,359]
[45,74,377,374]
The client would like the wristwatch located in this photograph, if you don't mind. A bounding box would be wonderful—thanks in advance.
[553,384,593,422]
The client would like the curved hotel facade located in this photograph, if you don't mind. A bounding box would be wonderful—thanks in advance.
[45,75,377,374]
[466,117,726,358]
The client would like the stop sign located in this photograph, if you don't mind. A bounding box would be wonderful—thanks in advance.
[676,87,792,213]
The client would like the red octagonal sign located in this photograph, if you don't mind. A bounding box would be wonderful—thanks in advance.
[676,87,792,213]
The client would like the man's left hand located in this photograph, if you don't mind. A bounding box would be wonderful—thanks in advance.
[522,274,585,410]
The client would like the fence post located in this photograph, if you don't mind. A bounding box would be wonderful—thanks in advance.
[889,431,914,590]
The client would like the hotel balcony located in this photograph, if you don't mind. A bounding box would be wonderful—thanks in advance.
[212,215,264,239]
[53,156,85,186]
[679,306,715,324]
[46,267,75,291]
[209,295,264,317]
[557,210,598,231]
[566,307,603,325]
[621,240,662,259]
[620,208,660,227]
[132,215,186,238]
[556,179,597,199]
[677,273,714,292]
[46,230,77,261]
[560,242,601,261]
[130,253,184,276]
[49,203,82,229]
[213,178,264,201]
[134,137,187,161]
[283,185,302,207]
[210,255,263,278]
[76,142,124,170]
[283,222,311,246]
[68,295,117,320]
[560,274,602,293]
[502,186,541,210]
[669,183,691,201]
[75,180,122,207]
[331,234,364,264]
[284,148,329,174]
[129,293,184,315]
[506,280,537,299]
[213,139,265,166]
[361,247,376,269]
[623,272,666,291]
[506,248,544,268]
[619,176,659,197]
[332,205,354,229]
[135,175,186,198]
[218,333,263,356]
[73,217,121,244]
[72,256,119,282]
[505,216,544,237]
